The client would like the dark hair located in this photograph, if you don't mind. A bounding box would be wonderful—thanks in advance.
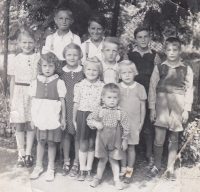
[164,37,181,49]
[17,29,36,42]
[53,7,74,20]
[62,43,83,59]
[88,13,107,29]
[101,83,120,96]
[103,36,120,48]
[38,52,60,75]
[134,26,149,39]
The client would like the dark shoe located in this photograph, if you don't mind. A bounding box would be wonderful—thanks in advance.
[119,174,125,181]
[17,156,25,168]
[146,156,154,169]
[90,177,101,187]
[123,176,132,184]
[25,155,33,168]
[62,163,70,176]
[77,170,85,181]
[166,171,177,181]
[69,164,79,177]
[85,170,93,181]
[146,165,160,178]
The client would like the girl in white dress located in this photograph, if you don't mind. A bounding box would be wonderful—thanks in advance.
[8,30,40,168]
[29,52,67,181]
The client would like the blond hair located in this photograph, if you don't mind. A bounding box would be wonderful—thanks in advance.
[118,60,138,75]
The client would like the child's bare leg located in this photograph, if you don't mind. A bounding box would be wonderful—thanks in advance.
[63,135,71,164]
[74,138,80,164]
[153,126,167,170]
[168,131,179,172]
[16,123,25,158]
[127,145,136,168]
[25,121,35,156]
[36,140,46,167]
[47,141,56,169]
[120,151,127,176]
[109,157,120,182]
[96,157,108,180]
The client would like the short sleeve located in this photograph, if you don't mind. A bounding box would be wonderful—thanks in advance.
[28,80,37,97]
[137,84,147,101]
[7,56,17,76]
[57,79,67,98]
[73,83,81,103]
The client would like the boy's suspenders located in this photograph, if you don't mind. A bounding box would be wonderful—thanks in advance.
[85,42,90,59]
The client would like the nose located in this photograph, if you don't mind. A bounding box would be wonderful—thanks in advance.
[126,72,129,77]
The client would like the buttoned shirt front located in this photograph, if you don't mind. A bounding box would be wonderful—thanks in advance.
[42,30,81,61]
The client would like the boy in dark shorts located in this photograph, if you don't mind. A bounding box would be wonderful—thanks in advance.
[127,26,161,167]
[147,37,193,179]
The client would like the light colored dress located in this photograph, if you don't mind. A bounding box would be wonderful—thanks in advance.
[8,53,40,123]
[29,74,67,130]
[118,82,147,145]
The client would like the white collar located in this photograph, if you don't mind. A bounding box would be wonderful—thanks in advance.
[62,65,82,72]
[121,82,137,89]
[161,59,186,68]
[85,37,105,46]
[54,30,73,39]
[37,74,59,83]
[102,61,118,70]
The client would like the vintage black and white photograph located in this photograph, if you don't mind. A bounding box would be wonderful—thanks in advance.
[0,0,200,191]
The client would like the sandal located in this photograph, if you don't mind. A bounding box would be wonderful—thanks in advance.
[146,165,160,178]
[30,166,43,179]
[62,163,70,176]
[85,170,93,181]
[46,169,55,182]
[17,156,25,168]
[115,181,124,190]
[69,164,79,177]
[90,177,101,188]
[77,170,85,181]
[25,155,33,168]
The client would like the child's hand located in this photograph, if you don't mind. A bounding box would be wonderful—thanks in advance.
[61,118,66,131]
[121,139,128,151]
[94,121,103,130]
[73,120,77,131]
[30,121,35,130]
[150,109,156,122]
[182,110,189,124]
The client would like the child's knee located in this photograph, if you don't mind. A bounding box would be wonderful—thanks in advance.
[100,157,108,164]
[38,140,46,146]
[88,138,95,151]
[16,123,25,132]
[47,140,56,146]
[169,132,179,142]
[127,145,135,153]
[79,140,88,152]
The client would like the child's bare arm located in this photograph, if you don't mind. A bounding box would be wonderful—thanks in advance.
[73,102,79,131]
[60,97,66,130]
[139,100,146,131]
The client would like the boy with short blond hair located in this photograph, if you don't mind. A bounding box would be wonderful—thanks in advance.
[147,37,193,179]
[101,36,120,84]
[42,8,81,62]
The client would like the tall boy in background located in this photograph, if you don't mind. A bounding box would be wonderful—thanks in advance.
[127,26,161,167]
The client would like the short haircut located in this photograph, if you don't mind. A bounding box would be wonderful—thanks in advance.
[17,29,36,42]
[83,56,103,77]
[53,7,74,20]
[38,52,60,75]
[62,43,83,59]
[164,37,181,49]
[101,83,120,96]
[102,36,120,49]
[118,60,138,75]
[134,26,149,39]
[88,13,107,29]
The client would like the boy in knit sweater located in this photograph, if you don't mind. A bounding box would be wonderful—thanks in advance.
[147,37,193,179]
[127,26,161,168]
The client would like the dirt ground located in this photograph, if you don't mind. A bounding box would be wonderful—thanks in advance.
[0,137,200,192]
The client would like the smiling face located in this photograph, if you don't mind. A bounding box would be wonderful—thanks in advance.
[88,21,104,42]
[120,65,136,85]
[41,61,56,77]
[64,48,80,68]
[102,42,119,64]
[102,91,119,108]
[18,35,36,55]
[54,11,73,31]
[84,63,99,83]
[135,30,150,50]
[165,43,181,63]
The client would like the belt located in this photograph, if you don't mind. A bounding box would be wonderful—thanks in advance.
[15,83,30,86]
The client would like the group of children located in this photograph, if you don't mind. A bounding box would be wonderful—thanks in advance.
[8,7,194,190]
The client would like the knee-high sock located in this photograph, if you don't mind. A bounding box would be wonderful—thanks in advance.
[79,151,87,171]
[26,130,35,156]
[153,141,163,170]
[86,150,95,171]
[167,140,178,171]
[16,131,25,157]
[144,132,153,158]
